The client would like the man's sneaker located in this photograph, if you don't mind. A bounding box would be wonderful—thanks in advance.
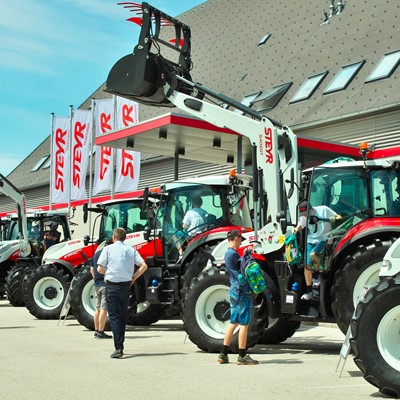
[94,331,99,338]
[217,354,229,364]
[96,331,112,339]
[312,277,321,288]
[237,354,259,365]
[301,291,313,301]
[110,349,123,359]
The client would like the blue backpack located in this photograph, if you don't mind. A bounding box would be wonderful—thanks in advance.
[284,234,302,266]
[239,249,267,294]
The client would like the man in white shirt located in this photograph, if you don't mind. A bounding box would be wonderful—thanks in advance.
[182,197,207,236]
[97,227,147,358]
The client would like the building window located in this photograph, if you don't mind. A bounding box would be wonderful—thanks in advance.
[234,92,261,114]
[42,158,51,169]
[251,82,292,111]
[365,50,400,83]
[31,155,50,172]
[258,34,271,46]
[289,72,328,103]
[324,61,365,94]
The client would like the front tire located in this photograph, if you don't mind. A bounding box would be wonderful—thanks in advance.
[126,291,166,326]
[24,264,70,319]
[69,267,111,331]
[258,317,300,344]
[331,238,395,334]
[182,267,267,353]
[5,262,34,307]
[350,275,400,397]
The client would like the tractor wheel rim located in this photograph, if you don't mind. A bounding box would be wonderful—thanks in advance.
[377,305,400,371]
[33,277,64,310]
[353,261,381,307]
[82,281,96,316]
[194,284,232,339]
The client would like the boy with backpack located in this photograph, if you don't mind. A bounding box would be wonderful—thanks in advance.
[217,229,259,365]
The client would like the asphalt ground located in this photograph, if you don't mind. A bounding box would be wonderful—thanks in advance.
[0,298,390,400]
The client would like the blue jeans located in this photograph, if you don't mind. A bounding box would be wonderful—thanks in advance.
[106,283,131,351]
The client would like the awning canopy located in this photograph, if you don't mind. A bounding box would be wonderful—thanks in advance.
[96,112,361,166]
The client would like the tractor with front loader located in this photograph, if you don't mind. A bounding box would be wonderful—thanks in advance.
[103,2,400,352]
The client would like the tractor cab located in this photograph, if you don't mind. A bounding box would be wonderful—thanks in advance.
[154,173,253,265]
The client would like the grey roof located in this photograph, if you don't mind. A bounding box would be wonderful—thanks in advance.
[6,0,400,191]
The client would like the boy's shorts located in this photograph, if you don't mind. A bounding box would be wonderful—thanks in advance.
[95,286,107,310]
[229,291,252,325]
[306,241,326,266]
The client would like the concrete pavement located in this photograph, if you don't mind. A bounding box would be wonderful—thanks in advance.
[0,298,386,400]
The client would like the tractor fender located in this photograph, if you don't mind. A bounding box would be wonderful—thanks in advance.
[43,259,77,277]
[334,220,400,259]
[180,228,234,265]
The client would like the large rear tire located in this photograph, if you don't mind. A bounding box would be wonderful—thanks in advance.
[69,266,111,331]
[331,237,395,334]
[5,262,34,307]
[350,275,400,397]
[24,264,70,319]
[126,291,166,326]
[182,267,268,353]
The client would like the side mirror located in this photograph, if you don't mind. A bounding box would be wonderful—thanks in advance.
[83,203,88,224]
[83,234,90,246]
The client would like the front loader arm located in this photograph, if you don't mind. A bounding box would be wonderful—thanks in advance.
[0,174,31,256]
[165,86,298,228]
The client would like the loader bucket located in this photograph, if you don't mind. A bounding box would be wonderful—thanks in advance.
[105,2,193,107]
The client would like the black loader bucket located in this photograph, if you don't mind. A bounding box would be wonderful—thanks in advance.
[105,2,193,107]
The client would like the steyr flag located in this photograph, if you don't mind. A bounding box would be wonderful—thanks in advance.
[71,109,91,200]
[114,97,141,193]
[51,117,70,204]
[93,99,114,195]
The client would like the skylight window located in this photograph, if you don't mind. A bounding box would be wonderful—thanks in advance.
[31,155,50,172]
[234,92,261,114]
[324,61,365,94]
[366,50,400,82]
[251,82,292,111]
[258,34,271,46]
[290,72,328,103]
[42,158,51,169]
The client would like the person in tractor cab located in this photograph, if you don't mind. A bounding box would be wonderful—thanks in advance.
[43,221,61,252]
[217,229,259,365]
[294,204,342,300]
[182,197,207,236]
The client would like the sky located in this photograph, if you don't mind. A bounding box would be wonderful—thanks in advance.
[0,0,205,176]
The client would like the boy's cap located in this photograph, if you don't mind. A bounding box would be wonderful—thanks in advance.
[227,229,245,240]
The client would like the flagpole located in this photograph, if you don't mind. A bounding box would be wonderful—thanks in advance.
[111,95,116,199]
[88,99,95,235]
[68,105,73,217]
[49,113,55,211]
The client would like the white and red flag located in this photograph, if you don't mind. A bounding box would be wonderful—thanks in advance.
[93,99,114,195]
[51,116,70,204]
[70,109,91,200]
[114,97,141,193]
